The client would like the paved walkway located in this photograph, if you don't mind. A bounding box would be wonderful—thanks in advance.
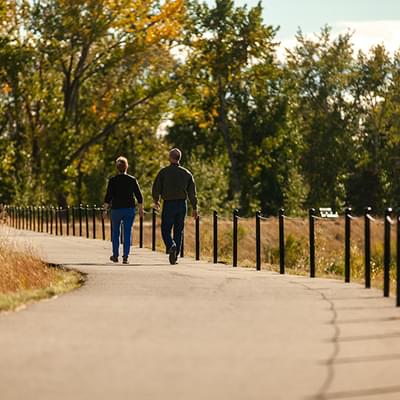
[1,229,400,400]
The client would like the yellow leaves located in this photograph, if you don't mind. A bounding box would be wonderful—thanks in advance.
[1,83,11,95]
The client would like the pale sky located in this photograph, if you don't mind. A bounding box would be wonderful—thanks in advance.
[208,0,400,55]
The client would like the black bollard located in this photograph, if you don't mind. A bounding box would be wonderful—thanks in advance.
[233,209,239,267]
[50,207,53,234]
[364,207,372,288]
[46,207,49,233]
[152,208,156,251]
[213,211,218,264]
[66,206,70,236]
[79,204,83,237]
[279,208,285,274]
[384,208,392,297]
[41,207,44,233]
[195,216,200,261]
[309,208,316,278]
[85,205,89,239]
[32,206,36,231]
[397,211,400,307]
[92,205,96,239]
[101,208,106,241]
[345,208,352,283]
[72,206,76,236]
[139,214,143,248]
[55,206,58,236]
[256,211,261,271]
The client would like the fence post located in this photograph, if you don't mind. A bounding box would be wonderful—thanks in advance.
[195,216,200,261]
[59,207,63,236]
[309,208,316,278]
[85,205,89,239]
[92,205,96,239]
[50,207,53,234]
[345,207,352,283]
[213,211,218,264]
[66,206,70,236]
[37,206,40,231]
[397,210,400,307]
[152,208,156,251]
[79,204,83,237]
[364,207,372,288]
[32,206,36,231]
[55,206,59,236]
[46,207,49,233]
[279,208,285,274]
[256,211,261,271]
[139,214,143,248]
[101,208,106,241]
[72,206,76,236]
[41,206,44,232]
[384,207,392,297]
[233,209,239,267]
[180,233,184,258]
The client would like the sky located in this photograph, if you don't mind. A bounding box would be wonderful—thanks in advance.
[210,0,400,55]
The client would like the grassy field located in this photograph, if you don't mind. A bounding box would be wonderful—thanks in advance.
[0,237,83,312]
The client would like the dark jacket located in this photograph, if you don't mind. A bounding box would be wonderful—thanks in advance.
[104,173,143,209]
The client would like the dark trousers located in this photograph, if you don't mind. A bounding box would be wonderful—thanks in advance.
[161,200,187,254]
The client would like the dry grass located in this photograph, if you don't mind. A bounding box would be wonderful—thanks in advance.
[0,238,83,311]
[133,214,395,291]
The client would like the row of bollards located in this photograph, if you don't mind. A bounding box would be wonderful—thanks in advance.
[5,205,400,306]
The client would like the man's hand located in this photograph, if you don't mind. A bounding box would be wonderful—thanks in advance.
[153,201,160,211]
[192,210,199,220]
[102,203,109,218]
[138,204,144,218]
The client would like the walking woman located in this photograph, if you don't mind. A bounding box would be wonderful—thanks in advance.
[103,156,144,264]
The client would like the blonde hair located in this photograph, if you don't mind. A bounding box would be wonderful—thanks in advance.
[116,156,128,173]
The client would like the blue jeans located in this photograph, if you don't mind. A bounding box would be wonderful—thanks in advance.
[111,208,136,257]
[161,200,187,254]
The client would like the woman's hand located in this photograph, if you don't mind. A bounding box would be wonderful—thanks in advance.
[138,204,144,218]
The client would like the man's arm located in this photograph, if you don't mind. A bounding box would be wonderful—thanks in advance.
[187,174,198,218]
[152,171,162,209]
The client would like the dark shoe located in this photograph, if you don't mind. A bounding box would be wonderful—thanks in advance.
[110,255,118,263]
[123,256,129,264]
[168,245,177,265]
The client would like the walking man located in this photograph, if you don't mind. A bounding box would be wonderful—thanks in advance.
[103,156,144,264]
[152,148,198,265]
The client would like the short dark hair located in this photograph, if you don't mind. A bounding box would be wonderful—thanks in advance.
[169,148,182,162]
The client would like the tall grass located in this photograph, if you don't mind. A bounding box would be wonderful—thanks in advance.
[0,237,83,311]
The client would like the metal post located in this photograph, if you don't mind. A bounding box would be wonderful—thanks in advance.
[72,207,76,236]
[55,206,58,236]
[180,233,184,258]
[79,204,83,237]
[233,209,238,267]
[59,207,63,236]
[279,208,285,274]
[345,207,352,283]
[309,208,316,278]
[32,206,36,231]
[41,206,44,232]
[36,207,38,232]
[92,205,96,239]
[384,207,392,297]
[213,211,218,264]
[66,206,70,236]
[364,207,372,288]
[139,214,143,248]
[85,205,89,239]
[101,208,106,241]
[46,207,49,233]
[50,207,53,234]
[152,208,156,251]
[256,211,261,271]
[397,211,400,307]
[195,216,200,261]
